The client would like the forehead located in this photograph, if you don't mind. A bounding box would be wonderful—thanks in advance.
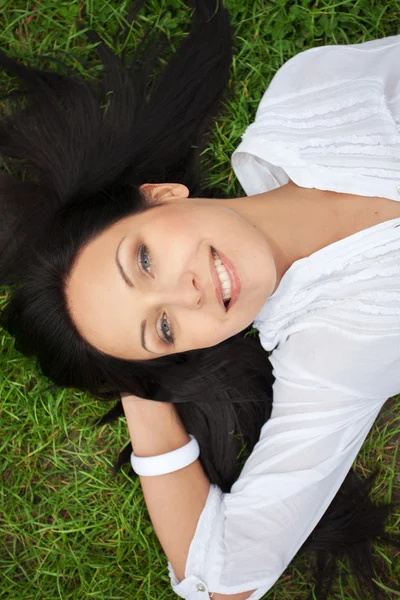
[65,216,142,359]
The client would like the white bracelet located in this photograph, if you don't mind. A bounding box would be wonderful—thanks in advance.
[130,434,200,477]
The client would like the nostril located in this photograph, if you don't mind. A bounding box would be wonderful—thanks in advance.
[192,277,201,306]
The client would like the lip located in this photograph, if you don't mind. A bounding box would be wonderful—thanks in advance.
[210,247,226,312]
[209,246,241,312]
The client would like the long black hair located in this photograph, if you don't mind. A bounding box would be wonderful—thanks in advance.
[0,2,398,598]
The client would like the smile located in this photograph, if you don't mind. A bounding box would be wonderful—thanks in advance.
[212,248,231,302]
[210,247,241,312]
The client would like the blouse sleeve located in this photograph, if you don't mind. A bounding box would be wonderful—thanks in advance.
[167,325,393,599]
[231,35,400,201]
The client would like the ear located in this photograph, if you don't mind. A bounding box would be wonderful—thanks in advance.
[140,183,189,203]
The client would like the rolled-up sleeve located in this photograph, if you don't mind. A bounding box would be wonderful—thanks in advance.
[232,35,400,202]
[168,326,393,598]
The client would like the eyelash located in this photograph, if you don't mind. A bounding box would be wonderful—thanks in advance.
[137,244,175,345]
[159,313,174,345]
[138,243,152,275]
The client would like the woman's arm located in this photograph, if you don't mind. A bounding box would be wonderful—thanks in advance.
[121,325,394,600]
[122,396,255,600]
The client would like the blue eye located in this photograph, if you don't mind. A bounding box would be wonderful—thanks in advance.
[139,244,151,274]
[160,313,174,345]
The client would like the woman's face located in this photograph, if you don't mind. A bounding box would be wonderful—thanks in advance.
[66,184,277,360]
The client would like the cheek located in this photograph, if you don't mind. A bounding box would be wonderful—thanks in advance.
[154,207,198,235]
[151,214,201,265]
[184,320,225,350]
[182,312,245,351]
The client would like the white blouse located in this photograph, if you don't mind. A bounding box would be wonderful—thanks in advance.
[168,35,400,599]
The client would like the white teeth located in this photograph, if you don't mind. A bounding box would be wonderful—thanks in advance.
[212,249,231,302]
[220,272,230,283]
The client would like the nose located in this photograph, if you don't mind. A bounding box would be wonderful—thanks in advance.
[165,273,202,309]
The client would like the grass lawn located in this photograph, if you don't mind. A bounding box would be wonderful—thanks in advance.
[1,0,400,598]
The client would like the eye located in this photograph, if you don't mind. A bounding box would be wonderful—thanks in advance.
[159,312,174,345]
[138,244,152,274]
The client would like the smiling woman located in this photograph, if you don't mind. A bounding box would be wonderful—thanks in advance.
[1,1,400,599]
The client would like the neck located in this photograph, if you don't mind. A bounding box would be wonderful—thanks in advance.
[213,181,352,293]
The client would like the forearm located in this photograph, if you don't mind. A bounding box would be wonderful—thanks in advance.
[121,395,255,600]
[122,396,209,579]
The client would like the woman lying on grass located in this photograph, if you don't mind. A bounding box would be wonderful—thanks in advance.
[1,1,400,599]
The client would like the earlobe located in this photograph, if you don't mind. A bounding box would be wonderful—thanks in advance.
[140,182,189,203]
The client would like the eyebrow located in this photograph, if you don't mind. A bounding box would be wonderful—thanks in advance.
[116,237,134,288]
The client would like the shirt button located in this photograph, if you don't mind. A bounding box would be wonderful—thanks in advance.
[196,583,207,592]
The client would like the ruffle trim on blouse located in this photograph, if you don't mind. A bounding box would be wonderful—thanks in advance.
[252,102,387,130]
[260,78,385,111]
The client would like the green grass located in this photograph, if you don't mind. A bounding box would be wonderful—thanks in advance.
[1,0,400,598]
